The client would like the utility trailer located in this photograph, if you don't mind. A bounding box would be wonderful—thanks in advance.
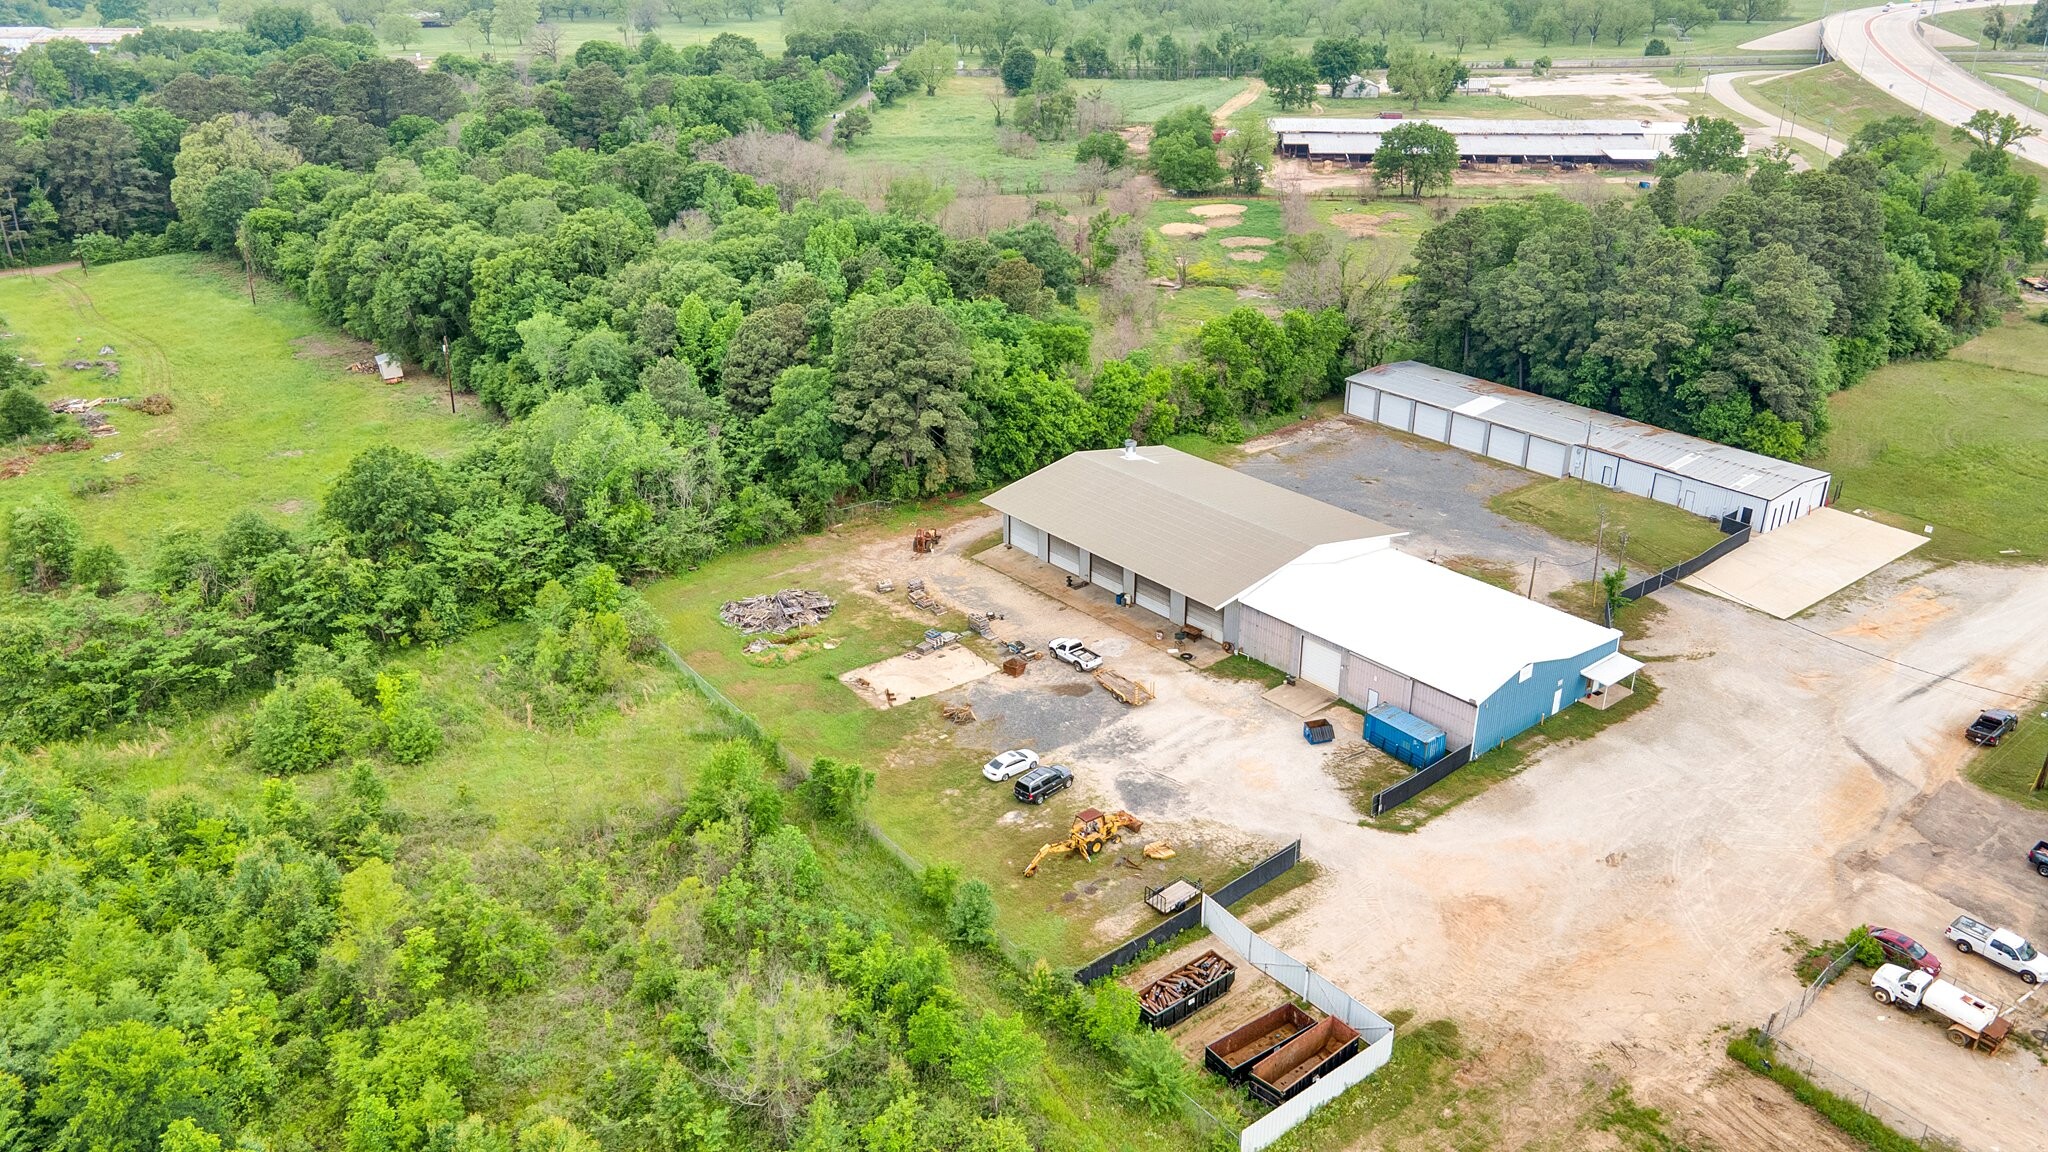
[1205,1003,1315,1082]
[1248,1016,1360,1105]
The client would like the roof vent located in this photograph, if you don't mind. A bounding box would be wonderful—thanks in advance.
[1122,439,1139,459]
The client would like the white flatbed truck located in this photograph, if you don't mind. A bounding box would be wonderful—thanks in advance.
[1870,964,2013,1053]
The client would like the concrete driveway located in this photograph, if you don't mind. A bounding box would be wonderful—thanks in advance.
[1684,507,1928,618]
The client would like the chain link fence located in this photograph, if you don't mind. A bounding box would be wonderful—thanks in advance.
[1762,945,1858,1038]
[1767,1041,1964,1150]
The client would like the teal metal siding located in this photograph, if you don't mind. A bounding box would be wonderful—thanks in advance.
[1471,638,1621,753]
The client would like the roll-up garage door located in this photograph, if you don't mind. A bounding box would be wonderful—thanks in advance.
[1346,383,1377,419]
[1050,536,1082,574]
[1184,598,1223,635]
[1448,413,1488,452]
[1134,575,1170,616]
[1299,635,1343,693]
[1410,404,1449,442]
[1650,473,1681,505]
[1009,519,1043,557]
[1485,427,1527,465]
[1090,557,1124,593]
[1524,437,1568,477]
[1376,395,1413,432]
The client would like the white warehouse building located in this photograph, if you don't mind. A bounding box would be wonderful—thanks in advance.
[1269,117,1687,166]
[1346,362,1832,533]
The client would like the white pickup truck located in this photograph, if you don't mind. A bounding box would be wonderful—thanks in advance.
[1946,914,2048,984]
[1870,964,2012,1053]
[1047,637,1103,672]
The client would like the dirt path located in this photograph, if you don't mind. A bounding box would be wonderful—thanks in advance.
[1212,78,1265,125]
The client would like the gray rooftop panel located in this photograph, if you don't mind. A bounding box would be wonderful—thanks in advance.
[982,446,1401,607]
[1351,362,1830,500]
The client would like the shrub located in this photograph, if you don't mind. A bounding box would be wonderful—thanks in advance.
[1500,56,1518,69]
[799,756,874,824]
[1113,1030,1194,1116]
[946,879,998,949]
[1644,39,1671,56]
[5,498,80,590]
[71,542,127,597]
[0,385,54,440]
[376,670,442,764]
[919,863,960,909]
[249,675,373,774]
[1077,980,1141,1053]
[1074,130,1128,169]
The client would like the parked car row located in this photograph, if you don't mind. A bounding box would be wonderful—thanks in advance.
[1872,915,2048,986]
[981,747,1074,804]
[1864,911,2047,1055]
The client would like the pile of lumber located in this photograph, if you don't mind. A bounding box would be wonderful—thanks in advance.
[719,589,835,634]
[941,702,976,724]
[1137,951,1234,1016]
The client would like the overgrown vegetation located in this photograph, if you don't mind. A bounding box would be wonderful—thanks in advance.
[1728,1029,1933,1152]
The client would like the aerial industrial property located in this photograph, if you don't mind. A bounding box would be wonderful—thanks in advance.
[4,2,2048,1151]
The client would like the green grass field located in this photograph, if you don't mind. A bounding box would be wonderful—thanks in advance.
[1490,477,1729,573]
[1811,314,2048,564]
[1734,62,1926,156]
[1964,696,2048,811]
[851,74,1251,191]
[0,256,486,556]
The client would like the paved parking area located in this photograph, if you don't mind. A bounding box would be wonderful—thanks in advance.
[1685,507,1930,618]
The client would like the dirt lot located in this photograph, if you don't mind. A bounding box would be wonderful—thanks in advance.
[825,423,2048,1145]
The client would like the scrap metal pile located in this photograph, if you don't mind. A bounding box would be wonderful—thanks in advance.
[718,589,835,634]
[1137,950,1236,1027]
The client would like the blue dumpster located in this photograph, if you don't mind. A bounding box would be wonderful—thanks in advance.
[1365,705,1447,768]
[1302,718,1334,745]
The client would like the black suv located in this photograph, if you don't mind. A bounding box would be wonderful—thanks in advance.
[1014,765,1073,804]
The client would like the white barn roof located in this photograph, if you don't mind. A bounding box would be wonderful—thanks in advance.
[1239,545,1620,704]
[983,446,1400,608]
[1353,362,1830,501]
[1268,116,1687,161]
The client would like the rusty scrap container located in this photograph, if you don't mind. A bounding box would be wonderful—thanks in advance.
[1247,1016,1360,1105]
[1136,950,1235,1028]
[1003,656,1027,676]
[1204,1003,1315,1082]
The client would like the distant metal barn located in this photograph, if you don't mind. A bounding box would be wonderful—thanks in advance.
[1345,362,1832,533]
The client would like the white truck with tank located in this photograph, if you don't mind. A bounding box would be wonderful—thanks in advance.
[1869,964,2012,1053]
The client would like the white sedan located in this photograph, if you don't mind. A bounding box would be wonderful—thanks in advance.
[982,749,1041,781]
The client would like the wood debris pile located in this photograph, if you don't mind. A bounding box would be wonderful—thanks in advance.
[64,358,119,377]
[50,397,129,437]
[941,702,975,724]
[718,589,835,634]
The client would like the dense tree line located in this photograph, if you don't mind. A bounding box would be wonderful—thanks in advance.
[1401,117,2042,458]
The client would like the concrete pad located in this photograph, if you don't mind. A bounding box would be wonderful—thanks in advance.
[841,645,998,708]
[1263,680,1335,718]
[1682,507,1927,618]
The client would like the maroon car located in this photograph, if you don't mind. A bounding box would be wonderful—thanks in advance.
[1869,927,1941,977]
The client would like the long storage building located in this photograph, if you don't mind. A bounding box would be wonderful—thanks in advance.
[1345,361,1831,533]
[983,443,1402,645]
[1268,117,1686,166]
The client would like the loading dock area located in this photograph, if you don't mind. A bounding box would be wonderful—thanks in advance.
[1682,507,1929,617]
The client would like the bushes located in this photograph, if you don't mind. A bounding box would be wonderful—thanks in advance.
[1112,1029,1195,1117]
[249,675,373,774]
[375,670,442,765]
[798,756,874,825]
[945,879,998,950]
[5,498,80,591]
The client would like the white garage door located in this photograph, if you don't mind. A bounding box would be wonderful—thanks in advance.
[1346,383,1377,419]
[1184,598,1223,635]
[1651,473,1682,505]
[1410,404,1449,442]
[1050,536,1082,575]
[1300,635,1343,693]
[1376,395,1413,431]
[1009,518,1043,557]
[1448,413,1488,452]
[1134,575,1170,617]
[1524,437,1568,477]
[1090,557,1124,593]
[1486,427,1527,465]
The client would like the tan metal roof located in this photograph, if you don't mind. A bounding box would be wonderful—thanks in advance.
[983,446,1400,607]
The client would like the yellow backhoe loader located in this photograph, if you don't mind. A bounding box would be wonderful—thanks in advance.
[1023,808,1144,877]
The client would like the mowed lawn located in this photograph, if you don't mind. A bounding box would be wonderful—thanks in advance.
[1812,316,2048,563]
[0,256,486,555]
[1490,476,1728,573]
[853,74,1250,191]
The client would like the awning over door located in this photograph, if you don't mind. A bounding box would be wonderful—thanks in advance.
[1581,651,1642,689]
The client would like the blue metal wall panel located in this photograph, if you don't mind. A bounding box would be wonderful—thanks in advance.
[1472,637,1621,752]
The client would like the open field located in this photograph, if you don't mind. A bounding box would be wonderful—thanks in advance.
[1810,314,2048,564]
[852,74,1250,191]
[0,256,486,555]
[1490,476,1730,574]
[1733,59,2048,180]
[162,13,789,58]
[1964,689,2048,811]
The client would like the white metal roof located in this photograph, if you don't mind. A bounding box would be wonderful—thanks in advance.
[1581,651,1643,688]
[983,446,1401,608]
[1272,117,1687,160]
[1238,545,1621,704]
[1352,362,1831,501]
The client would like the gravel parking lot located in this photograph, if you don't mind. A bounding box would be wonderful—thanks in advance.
[879,416,2048,1147]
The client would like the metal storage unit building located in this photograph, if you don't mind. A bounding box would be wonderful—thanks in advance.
[1267,117,1686,166]
[1235,546,1627,753]
[983,444,1402,645]
[1345,361,1832,533]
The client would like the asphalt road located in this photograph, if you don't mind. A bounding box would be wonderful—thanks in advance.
[1822,0,2048,165]
[1703,68,1847,157]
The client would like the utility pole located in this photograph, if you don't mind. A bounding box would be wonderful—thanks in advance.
[1527,556,1538,599]
[2033,746,2047,792]
[1592,516,1606,585]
